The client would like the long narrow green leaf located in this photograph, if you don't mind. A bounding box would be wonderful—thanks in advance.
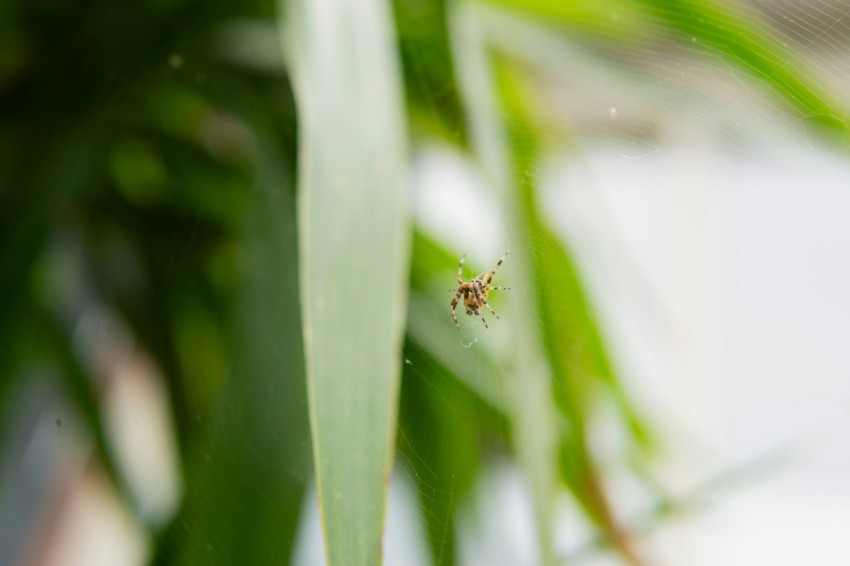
[282,0,411,563]
[450,6,560,565]
[490,35,649,566]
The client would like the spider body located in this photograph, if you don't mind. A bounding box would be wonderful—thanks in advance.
[450,251,510,329]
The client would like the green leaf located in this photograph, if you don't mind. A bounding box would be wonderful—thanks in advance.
[403,231,513,564]
[643,0,850,136]
[282,0,411,563]
[450,6,561,565]
[398,338,507,566]
[486,0,653,42]
[406,232,510,412]
[451,4,657,564]
[491,35,649,566]
[482,0,850,140]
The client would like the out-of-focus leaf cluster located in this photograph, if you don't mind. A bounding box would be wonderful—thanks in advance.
[1,0,306,563]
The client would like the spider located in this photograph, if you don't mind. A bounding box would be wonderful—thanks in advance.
[450,251,510,329]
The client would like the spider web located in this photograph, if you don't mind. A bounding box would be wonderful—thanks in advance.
[10,1,850,566]
[146,2,850,565]
[298,1,850,564]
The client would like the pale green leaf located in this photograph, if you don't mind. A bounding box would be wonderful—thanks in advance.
[282,0,411,563]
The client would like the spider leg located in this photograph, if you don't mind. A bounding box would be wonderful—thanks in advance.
[478,312,489,328]
[485,250,508,284]
[489,286,511,291]
[450,292,462,330]
[456,255,466,284]
[481,297,500,319]
[476,284,500,319]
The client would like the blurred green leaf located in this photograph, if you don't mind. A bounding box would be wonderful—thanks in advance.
[451,5,561,565]
[492,54,651,446]
[283,0,411,563]
[487,0,653,42]
[156,142,308,565]
[403,230,513,565]
[407,232,511,413]
[398,337,508,566]
[492,35,648,566]
[110,137,170,206]
[644,0,850,136]
[483,0,849,140]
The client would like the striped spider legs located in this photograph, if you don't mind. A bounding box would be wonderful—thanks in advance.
[450,251,510,329]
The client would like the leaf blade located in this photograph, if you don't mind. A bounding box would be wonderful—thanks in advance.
[283,0,411,563]
[449,6,561,565]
